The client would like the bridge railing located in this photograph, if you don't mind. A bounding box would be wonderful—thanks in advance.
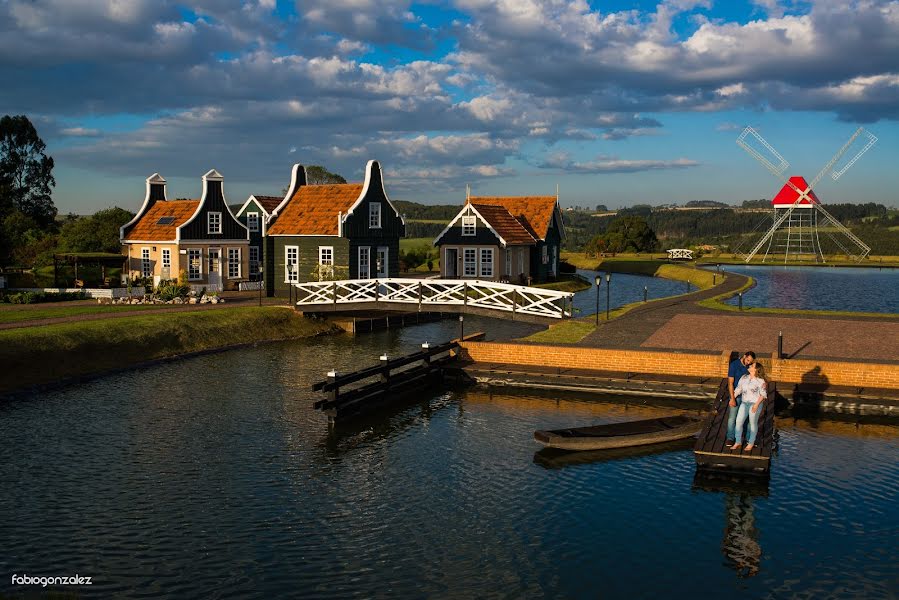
[293,278,574,318]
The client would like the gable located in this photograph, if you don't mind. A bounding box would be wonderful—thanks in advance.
[469,196,557,241]
[434,204,504,247]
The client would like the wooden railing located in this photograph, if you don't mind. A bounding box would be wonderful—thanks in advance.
[293,278,574,319]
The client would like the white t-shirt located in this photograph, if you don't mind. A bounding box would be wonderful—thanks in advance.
[735,375,767,406]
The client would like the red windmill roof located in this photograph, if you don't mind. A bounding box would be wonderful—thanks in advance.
[772,176,820,206]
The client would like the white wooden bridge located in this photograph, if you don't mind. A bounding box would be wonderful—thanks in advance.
[291,278,575,323]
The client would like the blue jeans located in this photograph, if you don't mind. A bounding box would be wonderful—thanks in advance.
[726,398,741,441]
[734,401,764,446]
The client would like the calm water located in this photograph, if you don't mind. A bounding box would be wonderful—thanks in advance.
[713,265,899,313]
[572,269,686,316]
[2,321,897,599]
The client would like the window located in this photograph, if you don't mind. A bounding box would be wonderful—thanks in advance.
[208,212,221,234]
[542,245,548,264]
[228,248,241,278]
[358,246,370,279]
[161,248,171,277]
[156,216,175,225]
[247,212,259,233]
[376,247,388,278]
[188,249,202,280]
[369,202,381,228]
[518,248,525,275]
[505,250,512,276]
[318,246,333,280]
[462,216,476,236]
[285,246,298,282]
[463,248,477,277]
[141,248,152,278]
[249,246,259,269]
[480,248,493,278]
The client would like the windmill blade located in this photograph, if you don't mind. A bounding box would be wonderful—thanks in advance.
[742,203,799,262]
[831,129,877,181]
[807,127,869,189]
[814,203,871,257]
[736,127,790,179]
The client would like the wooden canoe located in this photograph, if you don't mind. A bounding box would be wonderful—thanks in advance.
[534,415,703,451]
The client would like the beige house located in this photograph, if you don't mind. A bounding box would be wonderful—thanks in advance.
[120,171,249,291]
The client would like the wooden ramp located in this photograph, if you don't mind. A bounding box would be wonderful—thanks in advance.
[694,378,776,476]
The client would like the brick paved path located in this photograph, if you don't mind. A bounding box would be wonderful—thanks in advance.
[579,272,899,361]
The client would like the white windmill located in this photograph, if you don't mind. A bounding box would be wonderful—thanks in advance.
[735,126,877,263]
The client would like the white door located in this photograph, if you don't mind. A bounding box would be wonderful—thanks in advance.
[208,248,222,290]
[376,247,388,278]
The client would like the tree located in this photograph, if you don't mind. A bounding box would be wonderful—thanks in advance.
[595,204,608,212]
[57,207,134,253]
[600,215,658,253]
[305,165,346,185]
[0,115,57,228]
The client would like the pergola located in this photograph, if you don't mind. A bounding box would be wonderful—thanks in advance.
[666,248,694,261]
[53,253,128,287]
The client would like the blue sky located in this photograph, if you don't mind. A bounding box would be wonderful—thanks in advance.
[2,0,897,213]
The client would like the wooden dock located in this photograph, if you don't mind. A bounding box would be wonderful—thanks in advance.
[693,379,776,475]
[312,341,460,424]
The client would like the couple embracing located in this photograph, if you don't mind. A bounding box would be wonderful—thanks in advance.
[726,351,767,452]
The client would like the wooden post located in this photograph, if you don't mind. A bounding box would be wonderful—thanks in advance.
[375,281,380,303]
[380,354,390,390]
[327,370,339,407]
[463,282,468,307]
[511,289,517,320]
[418,281,423,312]
[559,296,564,318]
[333,281,337,307]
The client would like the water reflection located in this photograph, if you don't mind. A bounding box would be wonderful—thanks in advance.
[722,493,762,578]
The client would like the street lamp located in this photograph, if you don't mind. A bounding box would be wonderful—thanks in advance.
[287,263,295,307]
[258,263,264,307]
[459,314,464,340]
[594,274,601,327]
[605,272,611,321]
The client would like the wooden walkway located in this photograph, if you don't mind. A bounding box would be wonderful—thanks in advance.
[694,378,776,475]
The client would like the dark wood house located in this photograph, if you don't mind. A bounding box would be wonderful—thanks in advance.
[235,194,281,280]
[264,160,405,297]
[434,195,564,283]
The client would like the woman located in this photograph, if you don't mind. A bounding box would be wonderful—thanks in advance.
[730,362,767,452]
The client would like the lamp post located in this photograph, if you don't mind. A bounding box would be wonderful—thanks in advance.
[258,264,263,307]
[605,272,611,321]
[594,274,602,327]
[459,314,464,340]
[287,263,295,307]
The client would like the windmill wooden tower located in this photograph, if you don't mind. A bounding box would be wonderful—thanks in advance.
[735,126,877,263]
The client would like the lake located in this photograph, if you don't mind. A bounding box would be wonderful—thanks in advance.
[711,264,899,313]
[2,321,896,599]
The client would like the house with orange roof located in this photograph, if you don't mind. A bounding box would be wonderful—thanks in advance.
[433,195,564,283]
[120,170,249,291]
[234,195,282,281]
[264,160,405,297]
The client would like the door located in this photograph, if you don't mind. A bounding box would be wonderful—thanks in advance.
[376,247,388,278]
[445,248,457,278]
[358,246,370,279]
[208,248,222,290]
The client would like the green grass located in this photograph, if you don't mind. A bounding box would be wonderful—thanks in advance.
[400,237,438,250]
[532,274,592,293]
[0,302,184,324]
[522,302,644,344]
[0,307,338,394]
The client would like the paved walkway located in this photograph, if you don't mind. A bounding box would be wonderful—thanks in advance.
[579,272,899,361]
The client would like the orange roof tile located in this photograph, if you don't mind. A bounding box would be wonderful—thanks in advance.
[124,199,199,241]
[470,204,536,245]
[469,196,557,240]
[252,195,282,213]
[267,183,363,235]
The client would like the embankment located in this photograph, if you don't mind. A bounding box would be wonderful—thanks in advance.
[0,307,338,395]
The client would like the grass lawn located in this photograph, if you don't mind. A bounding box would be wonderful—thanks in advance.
[400,237,437,250]
[0,302,184,325]
[532,274,592,293]
[0,307,338,395]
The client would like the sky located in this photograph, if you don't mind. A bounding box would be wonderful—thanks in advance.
[2,0,898,214]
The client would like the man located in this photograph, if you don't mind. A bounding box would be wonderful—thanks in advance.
[726,351,756,445]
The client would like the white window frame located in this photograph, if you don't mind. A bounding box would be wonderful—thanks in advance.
[479,248,494,278]
[285,245,299,283]
[247,212,259,233]
[161,248,171,270]
[505,249,512,276]
[141,247,152,278]
[462,215,476,236]
[358,246,370,280]
[188,248,202,280]
[208,211,222,234]
[319,246,334,281]
[228,247,241,279]
[463,248,477,277]
[369,203,382,229]
[376,246,389,278]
